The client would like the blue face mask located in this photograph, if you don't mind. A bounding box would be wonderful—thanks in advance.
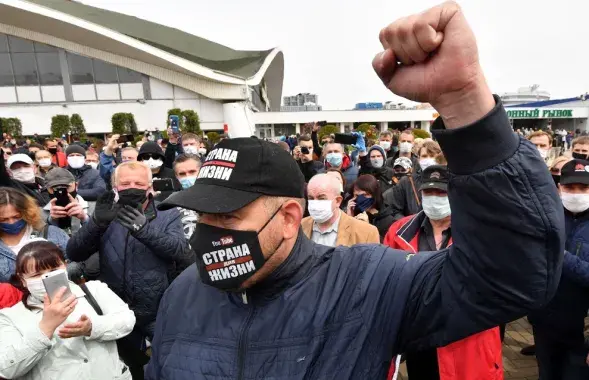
[0,219,27,235]
[179,176,197,190]
[355,194,375,213]
[326,153,343,168]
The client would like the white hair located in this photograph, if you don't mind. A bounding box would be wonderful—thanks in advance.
[308,173,341,196]
[112,161,152,187]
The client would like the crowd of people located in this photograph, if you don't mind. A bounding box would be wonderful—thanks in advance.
[0,1,584,379]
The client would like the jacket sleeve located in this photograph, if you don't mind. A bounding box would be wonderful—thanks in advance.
[562,251,589,287]
[164,143,181,169]
[365,225,381,244]
[47,226,70,257]
[0,315,54,379]
[85,281,136,342]
[132,209,191,264]
[358,155,371,175]
[66,217,105,262]
[77,171,106,201]
[391,97,564,352]
[145,286,170,380]
[99,152,115,185]
[311,131,323,158]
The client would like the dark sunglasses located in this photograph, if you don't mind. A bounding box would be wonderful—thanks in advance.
[139,154,160,161]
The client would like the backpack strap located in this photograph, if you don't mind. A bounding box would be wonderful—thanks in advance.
[42,225,49,240]
[79,282,104,316]
[408,176,421,207]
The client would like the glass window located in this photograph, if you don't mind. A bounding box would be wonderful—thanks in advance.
[0,34,8,53]
[67,53,94,84]
[36,52,62,85]
[8,36,33,53]
[0,53,14,86]
[93,59,118,84]
[34,41,57,53]
[117,67,142,83]
[11,53,39,86]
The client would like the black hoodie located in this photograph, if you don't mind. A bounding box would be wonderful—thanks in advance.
[138,142,181,201]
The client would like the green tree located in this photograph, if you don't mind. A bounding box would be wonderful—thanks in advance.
[111,113,136,134]
[356,123,379,141]
[69,114,87,138]
[318,124,339,141]
[412,129,431,139]
[182,110,200,134]
[206,131,221,144]
[1,118,23,137]
[50,115,71,138]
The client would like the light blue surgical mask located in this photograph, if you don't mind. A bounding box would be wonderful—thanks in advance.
[179,176,197,190]
[326,153,343,168]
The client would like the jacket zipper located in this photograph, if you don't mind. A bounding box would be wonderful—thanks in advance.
[237,292,255,380]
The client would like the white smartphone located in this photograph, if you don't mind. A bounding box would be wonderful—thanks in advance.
[42,269,72,302]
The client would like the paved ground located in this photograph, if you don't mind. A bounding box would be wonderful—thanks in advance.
[397,318,538,380]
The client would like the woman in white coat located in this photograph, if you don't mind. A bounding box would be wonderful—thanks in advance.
[0,240,136,380]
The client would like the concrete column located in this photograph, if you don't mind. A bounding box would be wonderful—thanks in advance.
[348,122,354,132]
[379,122,388,132]
[410,121,415,129]
[270,124,275,138]
[339,123,345,133]
[295,123,301,134]
[420,121,431,133]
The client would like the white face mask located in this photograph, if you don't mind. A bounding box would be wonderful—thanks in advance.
[419,158,437,171]
[370,157,384,169]
[183,146,199,155]
[145,158,163,169]
[399,142,413,154]
[67,156,85,169]
[86,162,98,170]
[561,192,589,214]
[379,141,391,151]
[538,148,549,160]
[422,195,451,220]
[25,278,47,301]
[11,167,35,183]
[37,158,52,168]
[198,147,207,156]
[308,200,334,224]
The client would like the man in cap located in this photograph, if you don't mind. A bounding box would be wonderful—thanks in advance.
[65,144,105,201]
[137,141,180,201]
[5,153,49,206]
[383,165,502,380]
[528,159,589,379]
[392,156,412,184]
[146,3,563,379]
[43,167,93,234]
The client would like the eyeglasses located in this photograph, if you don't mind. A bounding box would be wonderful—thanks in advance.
[139,154,160,161]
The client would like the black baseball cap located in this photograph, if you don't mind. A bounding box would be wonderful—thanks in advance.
[419,165,449,192]
[159,138,306,213]
[560,159,589,186]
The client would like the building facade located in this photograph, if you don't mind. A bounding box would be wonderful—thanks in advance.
[0,0,285,137]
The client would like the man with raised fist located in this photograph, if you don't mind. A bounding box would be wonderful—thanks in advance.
[146,3,563,379]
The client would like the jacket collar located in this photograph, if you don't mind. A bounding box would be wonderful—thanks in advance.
[240,230,317,304]
[68,165,90,177]
[398,211,427,245]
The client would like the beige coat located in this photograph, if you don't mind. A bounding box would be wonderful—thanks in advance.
[301,211,380,247]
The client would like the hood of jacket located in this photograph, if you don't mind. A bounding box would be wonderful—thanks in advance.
[138,142,166,161]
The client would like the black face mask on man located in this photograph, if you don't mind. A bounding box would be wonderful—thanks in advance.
[190,206,283,292]
[573,152,588,160]
[116,188,148,208]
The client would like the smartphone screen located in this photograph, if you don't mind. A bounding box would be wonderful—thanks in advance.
[42,269,72,301]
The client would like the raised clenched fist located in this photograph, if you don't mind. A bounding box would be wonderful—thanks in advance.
[373,1,494,129]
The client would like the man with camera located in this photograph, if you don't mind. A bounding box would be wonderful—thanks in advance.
[294,135,325,183]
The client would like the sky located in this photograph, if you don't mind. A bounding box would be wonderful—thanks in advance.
[83,0,587,110]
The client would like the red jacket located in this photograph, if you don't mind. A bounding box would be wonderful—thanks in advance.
[384,212,503,380]
[0,283,22,309]
[51,151,67,168]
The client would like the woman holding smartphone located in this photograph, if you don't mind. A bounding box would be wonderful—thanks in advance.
[0,241,135,380]
[0,187,70,283]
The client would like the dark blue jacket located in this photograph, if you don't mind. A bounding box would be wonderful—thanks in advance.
[68,165,106,201]
[529,210,589,348]
[66,205,193,337]
[146,99,564,380]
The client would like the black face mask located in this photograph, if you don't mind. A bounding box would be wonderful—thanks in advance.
[552,174,561,186]
[190,206,283,292]
[48,148,58,155]
[117,188,148,208]
[572,152,587,160]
